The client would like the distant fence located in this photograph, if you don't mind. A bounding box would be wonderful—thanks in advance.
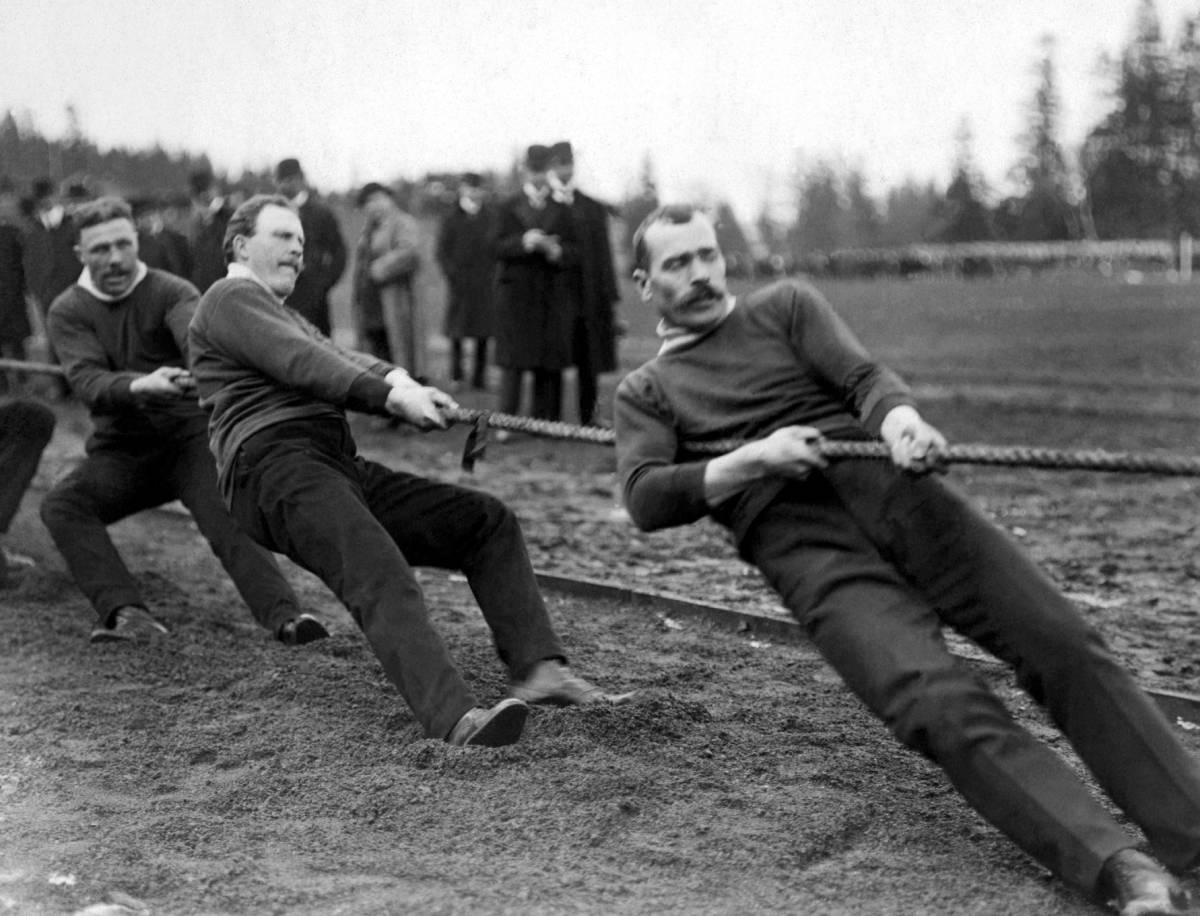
[761,237,1194,280]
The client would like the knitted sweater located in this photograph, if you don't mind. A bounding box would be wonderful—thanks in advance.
[189,276,395,500]
[614,278,915,541]
[47,268,206,446]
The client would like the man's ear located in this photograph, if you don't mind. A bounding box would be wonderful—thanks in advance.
[73,245,83,265]
[632,268,652,302]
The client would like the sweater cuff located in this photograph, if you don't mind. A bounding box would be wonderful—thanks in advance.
[862,394,916,437]
[346,373,393,414]
[674,461,712,513]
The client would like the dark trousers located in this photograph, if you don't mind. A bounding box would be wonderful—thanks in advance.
[741,461,1200,894]
[450,337,489,389]
[499,369,562,421]
[0,399,55,531]
[228,418,564,738]
[40,430,300,632]
[572,318,598,426]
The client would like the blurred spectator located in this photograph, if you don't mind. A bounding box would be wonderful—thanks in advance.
[187,169,233,294]
[436,172,496,391]
[0,178,32,394]
[493,144,577,421]
[22,178,81,398]
[274,158,347,336]
[549,141,621,425]
[132,196,192,280]
[0,398,55,588]
[352,182,425,377]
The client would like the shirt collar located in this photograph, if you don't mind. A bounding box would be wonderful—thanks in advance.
[226,262,280,298]
[522,182,549,209]
[76,261,150,303]
[656,296,737,354]
[290,190,310,208]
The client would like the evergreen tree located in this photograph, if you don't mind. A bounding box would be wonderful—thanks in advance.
[878,179,940,246]
[930,119,995,243]
[1009,36,1080,240]
[789,159,845,261]
[1081,0,1179,237]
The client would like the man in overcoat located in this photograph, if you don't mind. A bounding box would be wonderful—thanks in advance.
[492,145,577,421]
[274,158,347,336]
[549,141,621,425]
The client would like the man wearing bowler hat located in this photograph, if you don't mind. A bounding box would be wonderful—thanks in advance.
[274,158,347,336]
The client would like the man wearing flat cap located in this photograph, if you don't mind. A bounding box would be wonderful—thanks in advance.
[274,158,347,336]
[492,144,577,421]
[549,140,621,425]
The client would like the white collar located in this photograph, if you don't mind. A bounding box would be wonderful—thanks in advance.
[290,190,310,208]
[549,173,575,205]
[226,262,280,299]
[656,296,737,354]
[458,195,481,215]
[77,261,150,303]
[523,182,549,209]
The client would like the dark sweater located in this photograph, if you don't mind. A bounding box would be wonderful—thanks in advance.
[47,268,207,446]
[614,278,915,541]
[189,276,395,500]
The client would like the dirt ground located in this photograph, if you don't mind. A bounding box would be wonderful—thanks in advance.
[3,384,1200,916]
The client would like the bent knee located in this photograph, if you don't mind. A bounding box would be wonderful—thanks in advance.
[886,668,1009,758]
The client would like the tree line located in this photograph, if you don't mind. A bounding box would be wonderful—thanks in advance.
[4,0,1198,273]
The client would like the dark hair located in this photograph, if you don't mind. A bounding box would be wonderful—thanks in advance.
[631,204,703,273]
[222,193,296,263]
[71,196,134,240]
[355,182,394,207]
[188,169,215,196]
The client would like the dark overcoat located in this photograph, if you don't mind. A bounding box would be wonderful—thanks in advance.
[436,202,497,339]
[492,193,577,370]
[288,196,347,335]
[0,225,31,344]
[566,191,620,374]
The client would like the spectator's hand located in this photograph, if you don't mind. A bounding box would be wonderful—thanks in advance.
[880,406,947,474]
[368,260,388,284]
[130,366,195,402]
[543,238,563,263]
[385,385,456,430]
[752,426,828,479]
[522,229,548,253]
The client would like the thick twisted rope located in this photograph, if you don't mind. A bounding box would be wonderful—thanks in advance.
[445,407,1200,477]
[5,360,1194,476]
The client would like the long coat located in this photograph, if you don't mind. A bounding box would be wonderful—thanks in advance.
[0,224,31,345]
[436,202,497,340]
[565,191,620,374]
[288,196,347,335]
[492,192,577,370]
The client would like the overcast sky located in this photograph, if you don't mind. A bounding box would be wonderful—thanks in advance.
[4,0,1199,218]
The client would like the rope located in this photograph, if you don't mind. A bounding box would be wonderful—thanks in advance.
[444,407,1200,477]
[5,360,1194,477]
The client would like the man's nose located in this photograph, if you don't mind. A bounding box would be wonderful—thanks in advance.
[687,259,711,283]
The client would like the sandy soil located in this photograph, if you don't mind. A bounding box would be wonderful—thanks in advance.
[3,393,1200,916]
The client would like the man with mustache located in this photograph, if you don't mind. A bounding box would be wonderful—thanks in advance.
[188,195,627,746]
[614,204,1200,915]
[40,196,322,646]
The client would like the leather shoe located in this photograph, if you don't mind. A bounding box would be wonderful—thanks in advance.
[445,698,528,747]
[90,606,170,644]
[277,613,330,645]
[510,659,635,706]
[1097,848,1191,915]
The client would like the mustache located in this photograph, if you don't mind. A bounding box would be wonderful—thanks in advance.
[681,282,722,306]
